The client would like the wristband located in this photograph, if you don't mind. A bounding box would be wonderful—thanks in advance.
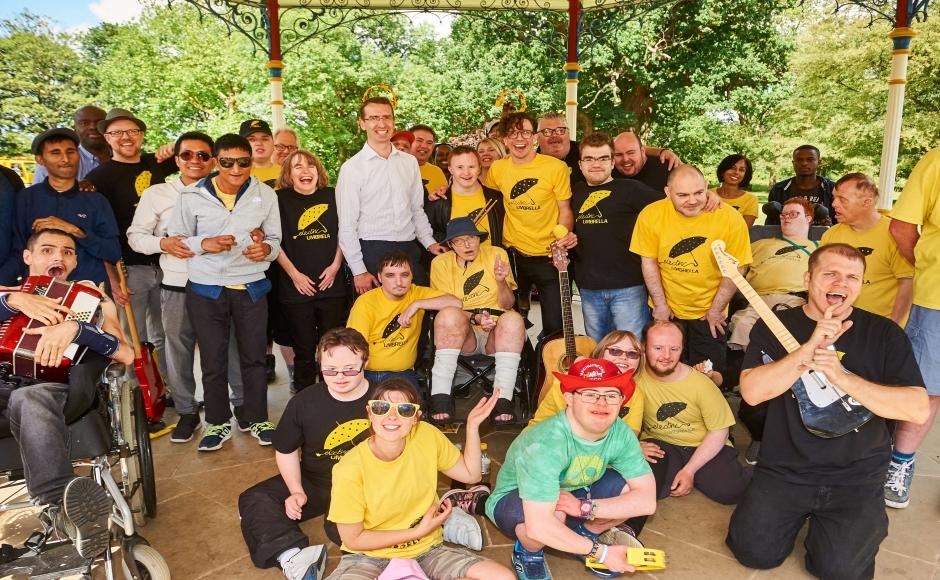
[597,544,609,565]
[586,540,600,558]
[73,321,119,356]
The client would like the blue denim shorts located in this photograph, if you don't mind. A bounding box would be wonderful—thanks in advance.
[906,305,940,395]
[490,468,626,539]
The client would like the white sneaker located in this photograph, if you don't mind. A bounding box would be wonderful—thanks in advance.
[443,507,483,551]
[282,544,328,580]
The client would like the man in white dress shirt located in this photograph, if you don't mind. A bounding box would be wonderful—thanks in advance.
[336,97,445,294]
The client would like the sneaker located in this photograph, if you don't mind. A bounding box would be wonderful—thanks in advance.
[512,540,551,580]
[250,421,276,445]
[198,422,233,451]
[170,413,201,443]
[440,485,490,516]
[745,440,761,466]
[282,544,327,580]
[266,353,277,383]
[884,458,915,508]
[233,405,251,432]
[442,506,483,550]
[62,476,112,558]
[598,524,644,549]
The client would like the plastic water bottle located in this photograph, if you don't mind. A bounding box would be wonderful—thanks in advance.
[481,443,491,485]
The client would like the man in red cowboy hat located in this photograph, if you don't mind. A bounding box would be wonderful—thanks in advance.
[484,358,655,579]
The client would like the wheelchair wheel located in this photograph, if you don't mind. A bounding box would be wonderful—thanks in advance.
[121,543,171,580]
[120,380,158,526]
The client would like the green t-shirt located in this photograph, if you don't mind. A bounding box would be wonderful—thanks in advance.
[485,411,650,521]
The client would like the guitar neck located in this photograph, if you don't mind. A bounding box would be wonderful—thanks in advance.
[726,271,802,354]
[559,271,576,358]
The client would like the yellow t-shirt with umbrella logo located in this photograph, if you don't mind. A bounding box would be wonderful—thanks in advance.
[450,189,491,244]
[430,245,516,311]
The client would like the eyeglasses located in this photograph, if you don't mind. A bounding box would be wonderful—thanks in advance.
[606,346,641,360]
[581,155,613,165]
[104,129,143,138]
[506,130,534,139]
[538,127,568,137]
[780,211,805,219]
[574,390,624,404]
[450,237,478,248]
[177,150,211,162]
[363,115,394,123]
[217,156,252,169]
[321,367,363,377]
[368,400,420,418]
[274,144,298,152]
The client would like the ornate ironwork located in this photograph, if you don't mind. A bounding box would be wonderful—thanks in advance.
[833,0,930,27]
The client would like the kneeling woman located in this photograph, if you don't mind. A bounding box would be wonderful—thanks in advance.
[327,379,513,580]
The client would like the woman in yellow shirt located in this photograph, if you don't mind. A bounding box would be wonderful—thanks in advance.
[712,154,759,226]
[529,330,645,434]
[327,379,513,579]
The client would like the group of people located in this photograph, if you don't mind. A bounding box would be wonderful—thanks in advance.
[0,95,937,580]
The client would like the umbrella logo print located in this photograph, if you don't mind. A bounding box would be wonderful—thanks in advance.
[774,245,804,256]
[468,207,484,223]
[294,203,328,238]
[577,190,611,218]
[463,270,489,296]
[668,236,707,267]
[510,178,539,205]
[857,246,874,256]
[656,402,687,421]
[381,317,404,341]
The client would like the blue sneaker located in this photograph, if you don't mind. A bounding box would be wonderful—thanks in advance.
[198,422,233,451]
[250,421,276,446]
[512,540,550,580]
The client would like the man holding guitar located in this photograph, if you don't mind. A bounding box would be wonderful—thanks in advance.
[1,228,134,558]
[726,243,928,580]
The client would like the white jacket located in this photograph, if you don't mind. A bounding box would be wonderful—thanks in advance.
[127,177,189,287]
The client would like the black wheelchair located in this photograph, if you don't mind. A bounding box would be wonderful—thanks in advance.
[0,356,167,579]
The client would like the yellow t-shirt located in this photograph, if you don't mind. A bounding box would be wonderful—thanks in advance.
[251,164,280,187]
[420,163,448,200]
[450,189,491,244]
[638,370,735,447]
[485,154,572,256]
[328,422,461,559]
[430,245,516,311]
[891,147,940,309]
[710,188,759,219]
[212,178,246,290]
[528,377,644,434]
[347,285,444,372]
[630,199,752,319]
[747,237,816,295]
[820,217,914,321]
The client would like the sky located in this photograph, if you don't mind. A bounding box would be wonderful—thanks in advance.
[6,0,452,37]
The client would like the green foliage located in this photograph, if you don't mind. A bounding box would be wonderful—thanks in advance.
[0,13,94,155]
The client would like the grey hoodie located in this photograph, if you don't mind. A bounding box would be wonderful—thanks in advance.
[167,175,281,286]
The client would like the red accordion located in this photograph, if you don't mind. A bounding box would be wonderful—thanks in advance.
[0,276,103,382]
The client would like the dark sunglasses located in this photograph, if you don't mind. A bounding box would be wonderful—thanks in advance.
[606,346,641,360]
[368,400,420,418]
[177,150,211,162]
[321,367,363,377]
[218,156,252,169]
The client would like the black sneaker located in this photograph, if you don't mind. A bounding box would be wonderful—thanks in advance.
[233,405,251,432]
[170,413,201,443]
[266,354,276,383]
[62,477,111,558]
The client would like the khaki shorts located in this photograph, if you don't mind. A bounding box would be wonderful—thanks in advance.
[729,293,805,348]
[461,325,493,356]
[325,544,486,580]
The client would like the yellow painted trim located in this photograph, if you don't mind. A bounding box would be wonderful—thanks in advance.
[888,27,916,38]
[566,79,579,84]
[266,60,285,69]
[563,62,582,72]
[565,101,577,106]
[888,79,908,85]
[892,49,912,55]
[270,100,286,105]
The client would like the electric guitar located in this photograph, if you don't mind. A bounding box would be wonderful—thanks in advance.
[711,240,872,437]
[535,243,596,405]
[116,261,167,425]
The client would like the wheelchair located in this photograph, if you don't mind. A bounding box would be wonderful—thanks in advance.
[0,357,167,579]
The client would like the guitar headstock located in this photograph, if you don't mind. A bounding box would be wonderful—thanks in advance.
[710,240,741,278]
[550,242,569,273]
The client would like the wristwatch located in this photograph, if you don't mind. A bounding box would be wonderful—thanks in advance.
[579,498,595,520]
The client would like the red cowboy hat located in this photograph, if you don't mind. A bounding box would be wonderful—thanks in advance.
[554,358,636,404]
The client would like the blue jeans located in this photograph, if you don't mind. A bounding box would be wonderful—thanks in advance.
[578,285,651,342]
[906,305,940,395]
[364,370,419,390]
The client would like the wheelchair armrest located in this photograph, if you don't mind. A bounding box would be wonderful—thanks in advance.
[106,363,127,380]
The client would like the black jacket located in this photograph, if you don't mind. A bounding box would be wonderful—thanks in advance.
[425,185,506,248]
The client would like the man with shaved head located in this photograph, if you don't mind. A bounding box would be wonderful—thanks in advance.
[32,105,110,184]
[630,165,751,386]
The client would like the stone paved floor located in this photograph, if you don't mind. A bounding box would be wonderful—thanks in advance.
[2,302,938,579]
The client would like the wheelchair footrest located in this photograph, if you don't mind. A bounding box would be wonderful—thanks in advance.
[0,539,93,579]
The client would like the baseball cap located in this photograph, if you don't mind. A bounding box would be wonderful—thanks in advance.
[391,130,415,145]
[239,119,273,138]
[31,127,80,155]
